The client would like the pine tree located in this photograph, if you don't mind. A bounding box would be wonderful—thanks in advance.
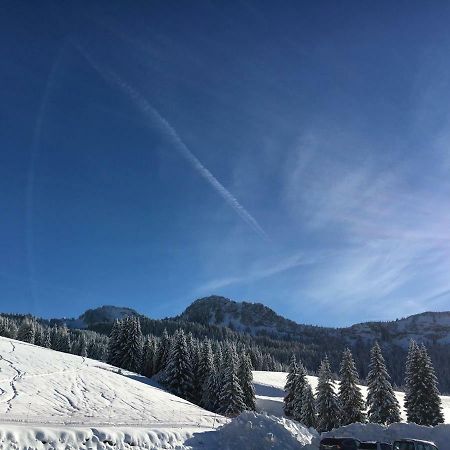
[218,345,245,417]
[238,353,256,411]
[316,356,341,432]
[405,344,444,426]
[142,335,157,377]
[154,328,171,373]
[203,362,220,412]
[366,342,401,425]
[163,329,194,399]
[284,354,298,417]
[17,319,35,344]
[339,348,366,425]
[78,333,88,358]
[300,383,316,428]
[57,326,71,353]
[107,320,122,366]
[42,327,51,348]
[119,317,143,373]
[291,362,308,421]
[404,340,421,423]
[200,341,217,410]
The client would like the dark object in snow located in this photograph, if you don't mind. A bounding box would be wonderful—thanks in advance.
[393,439,438,450]
[319,437,361,449]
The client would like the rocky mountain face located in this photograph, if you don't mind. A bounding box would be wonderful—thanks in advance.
[179,295,450,349]
[63,305,140,328]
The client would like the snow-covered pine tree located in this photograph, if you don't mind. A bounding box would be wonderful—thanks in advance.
[57,326,71,353]
[284,354,298,417]
[238,353,256,411]
[107,320,122,366]
[42,327,51,348]
[17,319,35,344]
[119,316,143,373]
[50,325,60,350]
[154,328,171,373]
[200,341,217,410]
[78,333,88,358]
[291,361,308,422]
[339,348,366,425]
[33,324,44,347]
[404,340,420,423]
[141,335,157,378]
[366,342,401,425]
[203,361,220,412]
[187,335,202,404]
[413,345,444,426]
[316,356,341,432]
[300,383,317,428]
[163,329,194,399]
[218,344,245,417]
[198,341,214,387]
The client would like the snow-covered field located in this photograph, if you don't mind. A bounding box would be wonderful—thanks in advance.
[0,337,449,449]
[252,370,450,423]
[0,337,226,449]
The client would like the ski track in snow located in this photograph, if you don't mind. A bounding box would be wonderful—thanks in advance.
[0,337,224,430]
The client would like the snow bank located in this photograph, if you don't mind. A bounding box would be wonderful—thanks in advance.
[322,422,450,448]
[185,411,318,449]
[0,423,195,450]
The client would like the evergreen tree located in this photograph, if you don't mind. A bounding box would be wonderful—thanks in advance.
[119,317,143,372]
[107,320,122,366]
[300,383,316,428]
[17,319,35,344]
[218,345,245,417]
[154,328,171,373]
[142,335,157,377]
[283,354,298,417]
[366,342,401,425]
[291,362,308,421]
[405,343,444,426]
[78,333,88,358]
[203,362,220,412]
[57,326,71,353]
[163,329,194,398]
[42,327,51,348]
[339,348,366,425]
[316,356,341,432]
[238,353,256,411]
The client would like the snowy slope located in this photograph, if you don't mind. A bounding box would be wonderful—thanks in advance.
[252,371,450,423]
[0,337,221,428]
[0,337,320,449]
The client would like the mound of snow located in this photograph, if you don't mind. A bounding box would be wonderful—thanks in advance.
[252,371,450,423]
[0,423,195,450]
[185,411,318,449]
[323,422,450,449]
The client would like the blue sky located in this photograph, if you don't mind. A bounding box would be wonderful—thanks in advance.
[2,1,450,326]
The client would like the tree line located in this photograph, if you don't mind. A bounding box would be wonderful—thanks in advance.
[107,317,256,416]
[284,341,444,431]
[0,315,108,360]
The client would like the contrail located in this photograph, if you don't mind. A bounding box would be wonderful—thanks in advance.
[74,43,269,241]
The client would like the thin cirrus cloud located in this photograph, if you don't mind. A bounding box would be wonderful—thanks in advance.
[73,42,269,242]
[280,126,450,319]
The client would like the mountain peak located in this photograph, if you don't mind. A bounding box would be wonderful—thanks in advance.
[180,295,300,335]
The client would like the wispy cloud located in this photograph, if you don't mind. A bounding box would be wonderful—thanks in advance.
[195,251,313,293]
[281,125,450,319]
[73,42,269,242]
